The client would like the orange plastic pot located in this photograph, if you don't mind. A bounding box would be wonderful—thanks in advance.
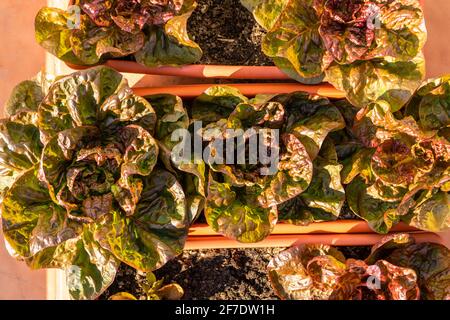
[184,232,444,249]
[186,222,443,249]
[133,83,345,99]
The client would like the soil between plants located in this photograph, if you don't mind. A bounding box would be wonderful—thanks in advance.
[187,0,274,66]
[99,246,372,300]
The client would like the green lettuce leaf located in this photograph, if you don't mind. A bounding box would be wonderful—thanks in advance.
[267,236,428,300]
[205,173,278,243]
[0,120,41,177]
[1,168,59,257]
[35,7,86,65]
[325,54,425,109]
[191,86,249,124]
[147,94,189,168]
[38,67,124,142]
[260,0,325,81]
[134,1,202,66]
[35,0,201,66]
[0,80,44,179]
[5,80,43,116]
[346,177,401,234]
[404,75,450,134]
[408,191,450,232]
[240,0,288,30]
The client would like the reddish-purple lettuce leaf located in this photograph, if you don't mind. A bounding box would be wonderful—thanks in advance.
[267,238,425,300]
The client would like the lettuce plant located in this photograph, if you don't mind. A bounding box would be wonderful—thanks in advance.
[2,68,448,301]
[0,67,191,300]
[268,233,449,300]
[35,0,202,67]
[241,0,427,109]
[342,78,449,233]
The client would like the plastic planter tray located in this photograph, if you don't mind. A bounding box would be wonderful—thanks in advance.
[134,83,439,248]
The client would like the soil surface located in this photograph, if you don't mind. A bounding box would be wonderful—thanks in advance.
[338,201,360,220]
[99,246,372,300]
[188,0,274,66]
[99,248,282,300]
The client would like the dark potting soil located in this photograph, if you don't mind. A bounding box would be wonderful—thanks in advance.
[99,246,372,300]
[99,248,282,300]
[187,0,274,66]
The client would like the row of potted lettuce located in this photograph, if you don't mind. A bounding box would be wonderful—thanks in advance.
[0,66,448,299]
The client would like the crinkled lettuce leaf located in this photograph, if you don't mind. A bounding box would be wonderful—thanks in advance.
[325,54,425,109]
[146,93,205,221]
[260,0,326,81]
[205,173,278,243]
[38,66,124,142]
[346,177,402,233]
[0,80,43,179]
[1,168,78,258]
[191,86,249,124]
[135,1,202,67]
[267,234,441,300]
[5,80,43,116]
[243,0,427,108]
[27,228,119,300]
[404,75,450,135]
[367,233,450,300]
[94,169,189,271]
[1,67,191,300]
[35,7,86,65]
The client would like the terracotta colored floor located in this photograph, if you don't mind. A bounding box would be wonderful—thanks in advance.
[0,0,449,300]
